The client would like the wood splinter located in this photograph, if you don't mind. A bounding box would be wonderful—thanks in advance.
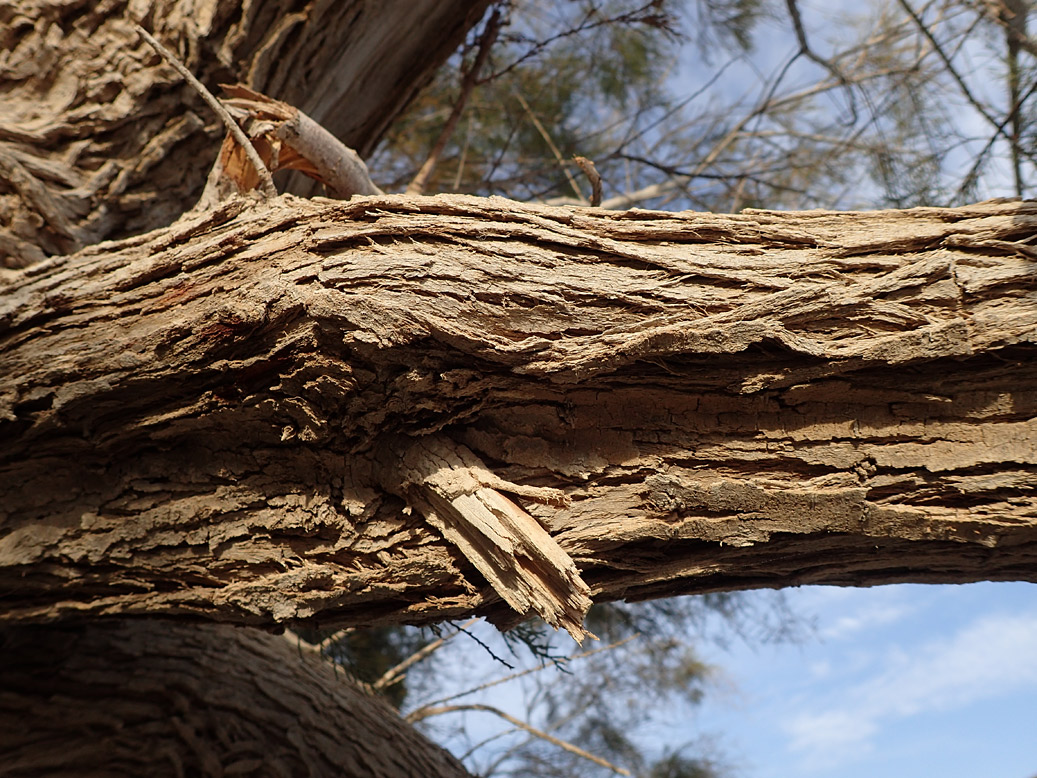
[378,435,594,643]
[135,26,381,202]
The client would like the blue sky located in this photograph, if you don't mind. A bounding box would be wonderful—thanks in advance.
[417,582,1037,777]
[682,583,1037,778]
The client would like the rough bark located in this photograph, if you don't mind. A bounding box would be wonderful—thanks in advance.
[0,618,472,777]
[0,0,491,266]
[3,193,1035,636]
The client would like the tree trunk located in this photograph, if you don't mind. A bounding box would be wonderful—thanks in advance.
[4,194,1036,637]
[1,2,483,773]
[0,0,490,266]
[0,619,472,777]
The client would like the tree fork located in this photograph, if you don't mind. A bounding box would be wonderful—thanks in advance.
[0,0,493,266]
[2,193,1035,635]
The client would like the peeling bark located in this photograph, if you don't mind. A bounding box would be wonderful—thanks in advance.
[378,434,592,641]
[0,619,472,777]
[7,1,1035,772]
[3,193,1036,635]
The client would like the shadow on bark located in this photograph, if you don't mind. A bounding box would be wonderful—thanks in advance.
[0,619,472,777]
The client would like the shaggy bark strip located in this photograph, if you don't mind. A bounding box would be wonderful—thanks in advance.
[1,194,1036,632]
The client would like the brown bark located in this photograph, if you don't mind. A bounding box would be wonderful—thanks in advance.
[0,4,489,773]
[0,0,491,266]
[3,4,1037,771]
[3,193,1035,636]
[0,618,472,777]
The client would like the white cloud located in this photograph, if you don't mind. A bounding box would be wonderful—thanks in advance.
[818,599,916,641]
[789,584,919,641]
[782,610,1037,770]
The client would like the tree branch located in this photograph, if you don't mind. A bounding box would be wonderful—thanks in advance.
[2,195,1036,636]
[408,703,631,775]
[407,8,504,195]
[133,25,278,199]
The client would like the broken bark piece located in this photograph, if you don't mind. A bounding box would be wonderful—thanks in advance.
[218,84,383,198]
[379,435,593,642]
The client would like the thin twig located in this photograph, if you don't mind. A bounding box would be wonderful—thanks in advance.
[513,89,587,203]
[406,8,503,195]
[955,74,1037,202]
[785,0,858,124]
[1000,0,1029,196]
[373,618,478,692]
[409,703,631,775]
[895,0,1024,155]
[134,24,277,198]
[408,634,638,716]
[487,2,676,83]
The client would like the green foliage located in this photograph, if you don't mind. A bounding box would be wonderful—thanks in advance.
[691,0,762,54]
[648,751,724,778]
[377,0,1037,212]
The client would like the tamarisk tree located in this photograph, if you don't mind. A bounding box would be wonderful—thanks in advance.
[1,1,1036,775]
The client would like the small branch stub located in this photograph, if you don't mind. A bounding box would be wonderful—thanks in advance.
[573,156,602,206]
[219,85,383,198]
[378,435,593,642]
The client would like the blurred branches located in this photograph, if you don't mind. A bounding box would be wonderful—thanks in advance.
[374,0,1037,210]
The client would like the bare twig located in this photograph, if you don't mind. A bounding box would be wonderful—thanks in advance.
[408,633,639,716]
[134,24,277,198]
[895,0,1029,156]
[955,73,1037,201]
[372,618,478,692]
[573,156,603,206]
[984,0,1037,58]
[488,2,677,82]
[1000,0,1029,196]
[406,8,503,195]
[513,89,588,204]
[408,703,631,775]
[785,0,858,124]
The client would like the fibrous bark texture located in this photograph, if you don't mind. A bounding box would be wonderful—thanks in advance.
[0,0,491,266]
[3,194,1036,635]
[0,618,472,777]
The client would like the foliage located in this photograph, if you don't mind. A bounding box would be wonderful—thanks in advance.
[373,0,685,202]
[375,0,1037,211]
[318,591,798,777]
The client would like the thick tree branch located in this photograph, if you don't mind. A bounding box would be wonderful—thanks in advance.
[0,619,472,777]
[2,194,1036,636]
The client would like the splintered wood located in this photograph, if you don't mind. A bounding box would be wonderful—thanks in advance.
[214,85,383,199]
[380,435,593,642]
